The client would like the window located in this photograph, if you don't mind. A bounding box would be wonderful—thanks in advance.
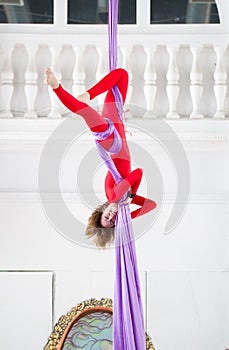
[0,0,221,28]
[150,0,220,24]
[0,0,53,23]
[68,0,136,24]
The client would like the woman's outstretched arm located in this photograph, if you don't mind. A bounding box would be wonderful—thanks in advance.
[105,168,143,203]
[130,195,157,219]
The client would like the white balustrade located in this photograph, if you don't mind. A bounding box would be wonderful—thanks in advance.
[213,46,227,119]
[83,45,99,90]
[58,44,76,116]
[166,46,180,119]
[0,45,14,118]
[0,36,229,119]
[72,46,86,104]
[95,47,107,111]
[144,47,157,118]
[0,44,5,117]
[59,44,75,92]
[25,45,38,118]
[129,45,146,117]
[34,44,52,117]
[11,44,29,117]
[121,46,133,115]
[190,46,204,119]
[47,46,62,118]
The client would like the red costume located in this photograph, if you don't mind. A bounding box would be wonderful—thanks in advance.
[53,68,156,219]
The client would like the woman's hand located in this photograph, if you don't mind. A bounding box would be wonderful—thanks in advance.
[119,197,132,206]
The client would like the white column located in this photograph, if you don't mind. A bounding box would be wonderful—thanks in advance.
[59,44,75,91]
[95,46,106,111]
[73,46,86,97]
[25,45,38,118]
[83,45,99,90]
[121,46,133,119]
[166,46,180,119]
[48,46,62,118]
[128,45,146,118]
[143,47,157,118]
[34,44,52,117]
[0,44,6,117]
[213,46,227,119]
[11,44,29,117]
[117,46,123,68]
[190,46,204,119]
[0,45,13,118]
[57,44,76,116]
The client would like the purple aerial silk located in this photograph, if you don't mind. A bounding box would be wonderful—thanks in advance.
[108,0,124,123]
[93,121,146,350]
[92,1,147,349]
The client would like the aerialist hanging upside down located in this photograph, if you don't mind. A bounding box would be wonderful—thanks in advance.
[45,67,157,248]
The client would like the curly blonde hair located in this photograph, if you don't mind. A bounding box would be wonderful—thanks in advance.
[85,202,115,248]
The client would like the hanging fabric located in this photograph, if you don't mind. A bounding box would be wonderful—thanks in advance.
[93,1,147,349]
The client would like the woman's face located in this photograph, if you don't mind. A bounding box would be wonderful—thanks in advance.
[100,203,118,228]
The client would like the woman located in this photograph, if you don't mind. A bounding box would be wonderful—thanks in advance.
[45,67,156,248]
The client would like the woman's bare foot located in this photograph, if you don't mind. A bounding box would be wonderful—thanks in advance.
[77,91,90,104]
[44,68,59,89]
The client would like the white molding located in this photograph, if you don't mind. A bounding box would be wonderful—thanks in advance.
[0,118,229,143]
[0,119,228,154]
[0,191,228,204]
[0,24,225,36]
[1,32,229,45]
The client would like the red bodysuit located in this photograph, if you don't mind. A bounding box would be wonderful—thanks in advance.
[53,68,156,219]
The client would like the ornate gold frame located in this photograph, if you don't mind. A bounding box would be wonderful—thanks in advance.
[44,298,155,350]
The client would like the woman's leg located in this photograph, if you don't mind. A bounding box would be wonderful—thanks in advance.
[87,68,129,104]
[45,68,108,132]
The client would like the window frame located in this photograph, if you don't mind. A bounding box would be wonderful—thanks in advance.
[0,0,222,35]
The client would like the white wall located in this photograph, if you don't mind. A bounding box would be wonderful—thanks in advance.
[1,0,229,348]
[0,118,228,350]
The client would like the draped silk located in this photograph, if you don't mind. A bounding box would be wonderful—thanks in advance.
[92,1,147,349]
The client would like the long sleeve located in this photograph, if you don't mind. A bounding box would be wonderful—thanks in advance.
[105,168,143,203]
[130,195,157,219]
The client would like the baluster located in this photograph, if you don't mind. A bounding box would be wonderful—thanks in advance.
[11,44,29,117]
[166,46,180,119]
[35,44,52,117]
[59,44,75,92]
[213,46,227,119]
[25,45,38,118]
[48,46,62,118]
[58,44,76,116]
[121,46,133,116]
[0,45,14,117]
[143,47,157,118]
[83,45,99,90]
[190,46,204,119]
[129,45,146,117]
[117,46,123,68]
[128,46,136,117]
[73,46,86,98]
[0,44,6,117]
[96,47,106,111]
